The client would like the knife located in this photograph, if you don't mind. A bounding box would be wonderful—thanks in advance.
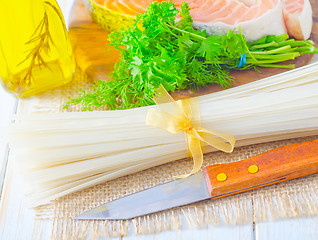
[75,139,318,220]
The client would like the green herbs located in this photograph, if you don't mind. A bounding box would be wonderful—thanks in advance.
[246,34,317,68]
[65,1,318,111]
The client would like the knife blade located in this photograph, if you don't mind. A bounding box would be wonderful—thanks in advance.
[75,139,318,220]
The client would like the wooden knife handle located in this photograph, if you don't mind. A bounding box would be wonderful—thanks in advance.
[203,139,318,199]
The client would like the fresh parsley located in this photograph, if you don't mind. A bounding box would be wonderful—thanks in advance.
[65,1,318,111]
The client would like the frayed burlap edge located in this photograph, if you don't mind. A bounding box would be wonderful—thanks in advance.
[33,171,318,239]
[31,136,318,240]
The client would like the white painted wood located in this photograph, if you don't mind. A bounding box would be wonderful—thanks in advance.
[122,224,253,240]
[255,217,318,240]
[0,83,17,194]
[0,1,317,240]
[0,155,49,240]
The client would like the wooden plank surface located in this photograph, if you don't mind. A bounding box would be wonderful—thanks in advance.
[1,1,318,239]
[255,217,318,240]
[0,85,17,195]
[1,1,252,239]
[123,225,254,240]
[0,85,314,240]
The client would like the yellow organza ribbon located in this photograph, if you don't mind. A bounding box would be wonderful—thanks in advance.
[146,85,236,178]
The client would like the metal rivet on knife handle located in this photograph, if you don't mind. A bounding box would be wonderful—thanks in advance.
[216,173,227,182]
[201,140,318,202]
[248,165,259,174]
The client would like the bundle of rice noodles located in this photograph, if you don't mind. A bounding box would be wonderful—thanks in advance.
[7,62,318,207]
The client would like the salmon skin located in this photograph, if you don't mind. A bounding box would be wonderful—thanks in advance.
[90,0,313,41]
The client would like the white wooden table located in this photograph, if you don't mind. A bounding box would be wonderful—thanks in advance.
[1,1,318,239]
[1,86,318,240]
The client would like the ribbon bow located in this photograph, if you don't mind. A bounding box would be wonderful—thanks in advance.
[146,85,236,178]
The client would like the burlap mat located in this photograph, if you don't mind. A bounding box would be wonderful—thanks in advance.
[25,69,318,239]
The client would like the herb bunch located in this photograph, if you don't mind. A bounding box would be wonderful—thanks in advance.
[65,1,318,110]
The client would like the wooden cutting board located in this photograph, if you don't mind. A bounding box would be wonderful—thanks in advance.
[68,0,318,100]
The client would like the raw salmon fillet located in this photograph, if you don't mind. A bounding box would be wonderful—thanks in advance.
[94,0,313,41]
[282,0,313,40]
[173,0,287,41]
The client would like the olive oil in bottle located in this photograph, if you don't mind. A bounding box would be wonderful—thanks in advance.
[0,0,75,97]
